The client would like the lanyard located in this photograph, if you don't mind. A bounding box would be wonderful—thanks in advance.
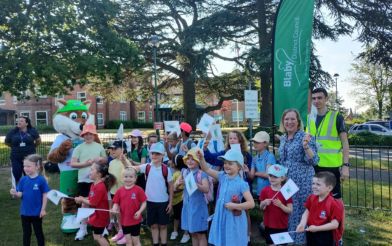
[19,131,27,142]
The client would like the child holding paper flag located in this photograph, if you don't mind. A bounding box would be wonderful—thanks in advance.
[296,171,344,246]
[75,164,115,246]
[259,164,293,245]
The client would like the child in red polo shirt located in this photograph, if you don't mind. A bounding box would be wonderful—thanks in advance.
[75,163,114,246]
[296,171,344,246]
[259,164,293,245]
[112,167,147,246]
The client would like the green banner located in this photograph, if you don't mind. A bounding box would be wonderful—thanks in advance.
[273,0,314,126]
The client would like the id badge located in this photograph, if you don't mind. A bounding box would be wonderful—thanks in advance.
[20,142,26,147]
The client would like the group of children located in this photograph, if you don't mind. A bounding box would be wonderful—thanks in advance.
[10,124,344,246]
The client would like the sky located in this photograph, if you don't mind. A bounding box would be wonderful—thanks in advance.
[314,35,364,112]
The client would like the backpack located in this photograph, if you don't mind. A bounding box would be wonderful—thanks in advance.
[182,168,214,204]
[145,163,169,194]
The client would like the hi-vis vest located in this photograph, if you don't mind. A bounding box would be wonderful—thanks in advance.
[306,111,342,168]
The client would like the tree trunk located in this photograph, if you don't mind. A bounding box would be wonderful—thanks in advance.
[378,100,383,119]
[257,0,272,127]
[182,68,198,128]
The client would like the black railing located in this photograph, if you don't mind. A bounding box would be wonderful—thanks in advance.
[0,131,390,211]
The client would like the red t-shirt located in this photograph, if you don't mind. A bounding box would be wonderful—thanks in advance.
[259,186,293,229]
[88,181,110,228]
[305,194,344,242]
[113,185,147,226]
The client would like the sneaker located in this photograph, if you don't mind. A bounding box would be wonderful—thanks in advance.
[116,236,127,245]
[74,227,88,241]
[111,231,124,242]
[170,231,179,240]
[180,233,190,243]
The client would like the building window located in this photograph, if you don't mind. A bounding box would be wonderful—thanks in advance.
[231,111,243,122]
[97,113,104,126]
[96,96,104,104]
[77,92,87,102]
[149,111,153,121]
[120,111,127,121]
[0,93,5,105]
[137,111,145,123]
[20,111,31,118]
[35,111,48,126]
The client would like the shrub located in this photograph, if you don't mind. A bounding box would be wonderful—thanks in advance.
[348,132,392,146]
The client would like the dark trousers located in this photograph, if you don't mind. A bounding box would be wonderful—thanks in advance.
[11,155,25,184]
[21,215,45,246]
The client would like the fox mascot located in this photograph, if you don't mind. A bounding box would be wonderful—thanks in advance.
[47,99,98,233]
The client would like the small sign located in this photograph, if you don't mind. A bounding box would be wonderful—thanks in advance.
[154,122,163,130]
[270,232,294,245]
[244,90,258,119]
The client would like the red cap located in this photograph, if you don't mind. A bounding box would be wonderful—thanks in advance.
[180,122,192,133]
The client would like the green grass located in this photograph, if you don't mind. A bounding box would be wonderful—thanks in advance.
[342,178,392,210]
[1,167,392,245]
[350,157,390,171]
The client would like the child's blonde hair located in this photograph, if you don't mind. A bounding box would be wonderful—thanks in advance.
[25,154,46,178]
[122,167,137,177]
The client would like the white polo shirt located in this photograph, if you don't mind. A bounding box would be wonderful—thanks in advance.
[140,162,173,202]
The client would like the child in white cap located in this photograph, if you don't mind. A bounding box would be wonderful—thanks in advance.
[198,149,255,246]
[259,164,293,245]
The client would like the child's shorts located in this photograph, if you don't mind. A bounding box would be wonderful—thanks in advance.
[78,182,92,197]
[265,227,288,245]
[147,201,170,226]
[306,230,334,246]
[172,201,183,220]
[91,226,105,235]
[122,223,141,237]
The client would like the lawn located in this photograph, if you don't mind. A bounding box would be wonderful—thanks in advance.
[1,167,391,245]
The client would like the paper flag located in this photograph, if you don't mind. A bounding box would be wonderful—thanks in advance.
[164,121,181,137]
[209,124,223,141]
[116,123,124,140]
[184,171,198,196]
[280,178,299,200]
[197,113,215,134]
[76,208,95,223]
[270,232,294,245]
[47,189,70,205]
[230,143,241,152]
[11,168,16,189]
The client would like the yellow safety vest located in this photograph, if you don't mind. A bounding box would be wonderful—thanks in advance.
[306,111,342,167]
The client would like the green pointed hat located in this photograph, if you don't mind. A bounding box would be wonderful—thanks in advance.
[56,100,88,113]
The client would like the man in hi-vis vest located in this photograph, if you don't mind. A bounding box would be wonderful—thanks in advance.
[306,88,350,199]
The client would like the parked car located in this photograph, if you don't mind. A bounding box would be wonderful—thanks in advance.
[349,123,392,136]
[364,120,391,130]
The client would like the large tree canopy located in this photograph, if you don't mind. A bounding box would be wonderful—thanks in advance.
[0,0,142,98]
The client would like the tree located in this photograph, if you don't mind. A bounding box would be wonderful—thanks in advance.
[350,58,391,119]
[0,0,142,98]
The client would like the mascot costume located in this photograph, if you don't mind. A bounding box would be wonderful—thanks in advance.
[48,99,95,233]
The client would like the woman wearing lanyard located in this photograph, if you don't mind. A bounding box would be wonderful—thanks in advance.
[277,109,319,244]
[5,116,41,184]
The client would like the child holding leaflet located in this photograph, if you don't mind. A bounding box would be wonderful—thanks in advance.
[75,164,115,246]
[198,149,255,246]
[296,171,344,246]
[259,164,293,245]
[131,142,173,246]
[10,154,50,246]
[112,167,147,246]
[180,148,210,246]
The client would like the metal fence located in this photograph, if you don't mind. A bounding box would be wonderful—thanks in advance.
[0,131,391,211]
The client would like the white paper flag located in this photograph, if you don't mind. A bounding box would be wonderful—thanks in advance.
[270,232,294,245]
[76,208,96,223]
[280,178,299,200]
[164,121,181,137]
[209,124,223,141]
[197,113,215,134]
[116,123,124,140]
[230,143,241,152]
[184,171,198,196]
[47,189,69,205]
